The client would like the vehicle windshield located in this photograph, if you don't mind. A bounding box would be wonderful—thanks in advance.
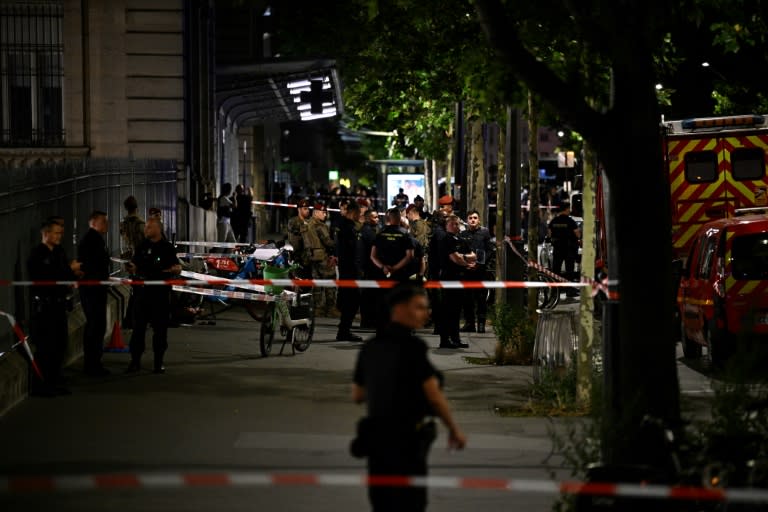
[732,232,768,280]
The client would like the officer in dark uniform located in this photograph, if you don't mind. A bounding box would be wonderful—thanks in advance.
[359,209,380,329]
[426,210,447,333]
[370,208,414,282]
[335,200,363,341]
[126,218,181,373]
[438,215,475,349]
[352,285,466,512]
[27,218,80,396]
[548,203,581,295]
[77,210,111,376]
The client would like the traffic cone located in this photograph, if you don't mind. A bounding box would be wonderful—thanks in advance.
[104,320,129,352]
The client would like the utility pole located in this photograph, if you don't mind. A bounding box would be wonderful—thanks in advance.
[505,106,524,307]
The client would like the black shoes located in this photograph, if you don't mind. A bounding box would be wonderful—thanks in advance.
[460,323,476,333]
[336,332,363,342]
[439,339,469,349]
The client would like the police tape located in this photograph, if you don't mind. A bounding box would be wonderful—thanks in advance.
[0,311,43,380]
[1,470,766,503]
[251,199,389,215]
[171,285,278,303]
[0,277,590,289]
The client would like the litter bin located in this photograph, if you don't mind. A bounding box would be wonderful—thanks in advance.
[532,309,579,384]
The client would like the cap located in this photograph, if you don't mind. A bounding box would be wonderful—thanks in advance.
[414,195,424,202]
[313,201,327,212]
[438,195,453,206]
[297,199,311,208]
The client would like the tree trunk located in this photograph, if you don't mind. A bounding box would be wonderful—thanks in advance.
[496,121,507,306]
[424,159,432,213]
[527,92,540,315]
[467,119,486,217]
[577,143,597,406]
[600,58,680,465]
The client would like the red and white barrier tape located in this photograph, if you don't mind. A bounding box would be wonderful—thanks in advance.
[0,471,765,503]
[171,285,278,303]
[0,311,43,380]
[0,277,589,289]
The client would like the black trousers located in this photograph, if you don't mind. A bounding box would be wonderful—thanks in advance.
[439,286,463,342]
[461,269,488,325]
[552,248,577,281]
[80,287,107,371]
[337,287,360,334]
[29,301,68,389]
[368,436,427,512]
[129,287,171,365]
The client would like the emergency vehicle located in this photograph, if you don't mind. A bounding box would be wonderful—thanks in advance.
[662,114,768,258]
[666,114,768,364]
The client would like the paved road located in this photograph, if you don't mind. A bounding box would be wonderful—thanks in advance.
[0,299,713,512]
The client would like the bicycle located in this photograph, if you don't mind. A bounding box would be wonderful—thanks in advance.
[255,263,315,357]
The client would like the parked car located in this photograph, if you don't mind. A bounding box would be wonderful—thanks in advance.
[678,213,768,366]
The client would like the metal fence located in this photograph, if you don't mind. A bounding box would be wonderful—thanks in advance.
[0,158,177,350]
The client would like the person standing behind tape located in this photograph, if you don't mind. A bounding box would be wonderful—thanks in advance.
[27,218,81,396]
[119,196,145,260]
[352,284,466,512]
[335,200,364,341]
[459,210,494,333]
[370,208,414,282]
[306,201,337,317]
[125,218,181,374]
[285,198,312,279]
[438,215,474,349]
[547,203,581,296]
[77,210,111,377]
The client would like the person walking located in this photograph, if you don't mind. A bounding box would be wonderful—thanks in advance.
[548,203,581,296]
[216,183,237,247]
[27,218,81,396]
[285,198,312,279]
[459,210,494,333]
[125,218,181,374]
[437,215,475,349]
[306,201,337,317]
[77,210,111,376]
[335,200,363,341]
[232,185,254,243]
[119,196,145,260]
[352,284,466,512]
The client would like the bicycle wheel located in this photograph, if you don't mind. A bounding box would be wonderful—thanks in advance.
[292,294,315,353]
[259,303,276,357]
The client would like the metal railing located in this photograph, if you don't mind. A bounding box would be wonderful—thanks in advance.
[0,158,177,351]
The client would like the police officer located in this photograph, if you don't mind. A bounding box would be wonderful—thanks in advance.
[359,209,380,329]
[459,210,494,333]
[77,210,111,376]
[126,218,181,374]
[28,218,81,396]
[352,284,466,512]
[370,208,414,282]
[285,198,312,279]
[335,200,363,341]
[438,215,475,349]
[405,204,428,280]
[548,203,581,296]
[307,201,337,317]
[427,210,447,333]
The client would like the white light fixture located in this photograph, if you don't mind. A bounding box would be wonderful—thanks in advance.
[288,86,311,95]
[702,62,710,67]
[300,111,337,121]
[557,131,564,137]
[655,83,663,90]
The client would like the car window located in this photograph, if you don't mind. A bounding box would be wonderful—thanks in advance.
[698,232,719,279]
[732,148,765,181]
[685,151,718,183]
[732,232,768,280]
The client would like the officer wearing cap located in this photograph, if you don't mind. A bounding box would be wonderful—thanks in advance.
[413,195,431,221]
[438,195,454,215]
[307,201,337,317]
[286,198,312,279]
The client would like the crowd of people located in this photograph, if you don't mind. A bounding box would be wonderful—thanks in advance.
[284,193,496,349]
[26,196,180,397]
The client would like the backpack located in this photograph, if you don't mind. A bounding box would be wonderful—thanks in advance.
[120,216,145,257]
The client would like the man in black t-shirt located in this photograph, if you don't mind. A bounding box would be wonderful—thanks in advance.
[335,201,363,341]
[437,215,475,349]
[126,218,181,374]
[352,285,466,512]
[548,204,581,289]
[370,208,414,282]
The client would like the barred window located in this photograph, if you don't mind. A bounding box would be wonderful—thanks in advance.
[0,1,64,147]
